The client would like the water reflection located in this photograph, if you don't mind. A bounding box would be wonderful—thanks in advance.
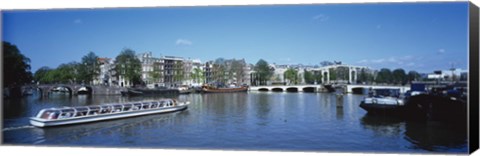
[360,114,404,138]
[404,121,467,151]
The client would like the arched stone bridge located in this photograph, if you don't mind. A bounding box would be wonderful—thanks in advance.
[249,84,411,93]
[249,85,324,92]
[32,84,125,97]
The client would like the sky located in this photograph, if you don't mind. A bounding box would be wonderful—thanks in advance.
[2,2,469,73]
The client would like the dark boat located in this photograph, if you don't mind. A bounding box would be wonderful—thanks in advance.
[202,86,248,93]
[404,88,467,123]
[121,88,179,96]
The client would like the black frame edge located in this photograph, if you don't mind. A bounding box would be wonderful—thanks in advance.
[469,1,479,154]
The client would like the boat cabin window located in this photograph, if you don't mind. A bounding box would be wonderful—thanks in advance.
[59,109,75,119]
[87,106,101,115]
[113,105,123,112]
[74,107,89,117]
[159,101,166,107]
[151,102,158,108]
[100,105,112,114]
[123,104,133,111]
[39,110,60,120]
[141,103,150,109]
[133,103,142,110]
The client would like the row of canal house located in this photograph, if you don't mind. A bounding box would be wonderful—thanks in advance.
[93,52,252,88]
[93,51,374,88]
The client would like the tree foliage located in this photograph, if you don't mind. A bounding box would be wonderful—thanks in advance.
[407,70,421,83]
[115,48,142,85]
[284,68,299,85]
[3,41,32,87]
[392,68,407,85]
[77,52,100,84]
[149,62,163,83]
[191,67,204,84]
[253,59,273,85]
[375,68,392,84]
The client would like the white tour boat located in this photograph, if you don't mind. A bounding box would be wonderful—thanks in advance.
[30,99,190,127]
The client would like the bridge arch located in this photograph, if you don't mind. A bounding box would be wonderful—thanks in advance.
[302,87,316,93]
[258,88,269,92]
[286,87,298,92]
[271,88,283,92]
[77,86,94,95]
[49,85,74,95]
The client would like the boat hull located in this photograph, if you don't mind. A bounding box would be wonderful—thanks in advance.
[30,105,188,127]
[359,102,406,116]
[202,87,248,93]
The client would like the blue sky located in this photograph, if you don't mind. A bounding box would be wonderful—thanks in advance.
[2,2,469,73]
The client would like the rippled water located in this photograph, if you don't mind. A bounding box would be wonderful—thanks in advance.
[2,92,468,154]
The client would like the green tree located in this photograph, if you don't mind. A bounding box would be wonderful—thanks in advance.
[329,68,337,81]
[407,70,421,83]
[392,68,407,85]
[149,62,163,84]
[358,69,374,84]
[303,69,315,84]
[115,48,142,86]
[313,71,323,84]
[78,52,100,84]
[34,66,53,84]
[375,68,392,84]
[3,41,33,88]
[253,59,273,85]
[284,68,299,85]
[56,62,81,84]
[191,68,204,84]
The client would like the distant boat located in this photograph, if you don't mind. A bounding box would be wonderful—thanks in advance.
[121,88,179,96]
[202,86,248,93]
[30,98,190,127]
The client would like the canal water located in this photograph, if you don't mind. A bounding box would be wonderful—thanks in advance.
[2,92,468,154]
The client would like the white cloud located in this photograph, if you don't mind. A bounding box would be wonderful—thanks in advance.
[312,14,329,22]
[175,39,192,46]
[73,19,82,24]
[437,49,446,54]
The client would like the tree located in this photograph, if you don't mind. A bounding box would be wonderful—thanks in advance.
[34,66,53,84]
[329,68,337,81]
[253,59,273,85]
[191,68,204,84]
[375,68,392,84]
[358,68,374,84]
[149,62,163,84]
[313,71,323,84]
[303,69,316,84]
[284,68,299,85]
[407,70,421,83]
[78,52,100,84]
[56,62,81,84]
[3,41,33,88]
[115,48,142,86]
[392,68,407,85]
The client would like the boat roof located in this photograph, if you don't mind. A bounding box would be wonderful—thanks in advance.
[39,99,175,112]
